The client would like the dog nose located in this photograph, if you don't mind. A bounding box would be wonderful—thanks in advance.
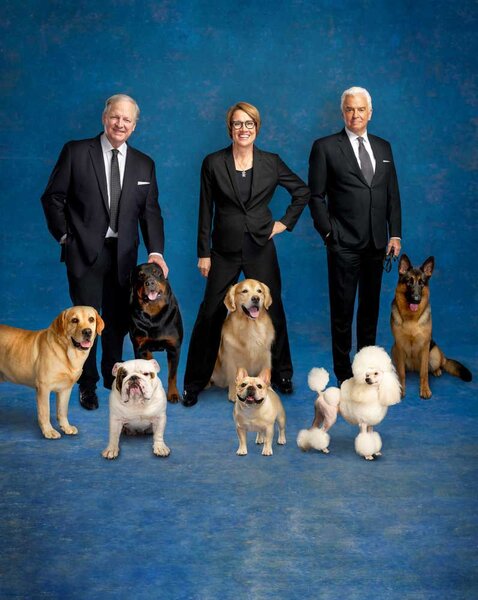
[247,385,255,394]
[365,376,373,384]
[130,375,139,382]
[82,328,92,339]
[251,296,259,304]
[145,278,155,289]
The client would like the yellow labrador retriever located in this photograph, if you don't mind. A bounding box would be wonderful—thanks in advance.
[211,279,275,401]
[0,306,104,439]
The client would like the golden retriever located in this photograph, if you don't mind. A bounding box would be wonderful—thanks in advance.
[211,279,275,401]
[0,306,104,439]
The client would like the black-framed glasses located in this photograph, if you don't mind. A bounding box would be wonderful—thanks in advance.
[231,120,256,130]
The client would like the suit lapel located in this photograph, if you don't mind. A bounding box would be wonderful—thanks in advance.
[121,147,137,213]
[224,146,246,211]
[337,129,369,187]
[250,145,262,203]
[88,136,109,214]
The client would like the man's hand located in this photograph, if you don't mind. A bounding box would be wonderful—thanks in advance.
[268,221,287,239]
[198,257,211,278]
[148,254,169,278]
[387,238,401,257]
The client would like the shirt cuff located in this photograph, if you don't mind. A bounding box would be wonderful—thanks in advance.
[148,252,163,259]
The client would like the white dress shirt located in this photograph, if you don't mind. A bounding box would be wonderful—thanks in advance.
[345,127,376,173]
[101,133,127,239]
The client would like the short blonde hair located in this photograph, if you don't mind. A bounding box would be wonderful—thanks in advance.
[226,102,261,138]
[103,94,140,122]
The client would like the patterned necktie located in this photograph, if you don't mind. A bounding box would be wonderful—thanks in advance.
[110,148,121,232]
[357,136,374,185]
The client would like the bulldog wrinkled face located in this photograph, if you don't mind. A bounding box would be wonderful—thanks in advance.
[364,370,383,386]
[112,359,160,404]
[235,376,268,406]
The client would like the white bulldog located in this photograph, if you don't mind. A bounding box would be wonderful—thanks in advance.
[102,359,170,459]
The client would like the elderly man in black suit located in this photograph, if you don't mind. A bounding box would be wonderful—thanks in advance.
[41,94,168,409]
[308,86,402,384]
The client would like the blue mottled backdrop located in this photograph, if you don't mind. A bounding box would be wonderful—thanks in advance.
[0,1,477,599]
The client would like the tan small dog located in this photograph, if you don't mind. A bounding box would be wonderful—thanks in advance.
[234,368,286,456]
[212,279,275,401]
[0,306,104,439]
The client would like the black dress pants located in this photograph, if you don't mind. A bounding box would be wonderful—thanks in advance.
[327,243,384,382]
[67,238,130,390]
[184,235,293,394]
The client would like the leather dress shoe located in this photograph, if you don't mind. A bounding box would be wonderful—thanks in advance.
[274,378,293,394]
[181,389,198,407]
[79,387,99,410]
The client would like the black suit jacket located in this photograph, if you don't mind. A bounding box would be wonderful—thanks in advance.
[197,145,310,257]
[41,134,164,286]
[308,129,401,249]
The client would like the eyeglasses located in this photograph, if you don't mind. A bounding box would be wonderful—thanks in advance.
[231,120,256,130]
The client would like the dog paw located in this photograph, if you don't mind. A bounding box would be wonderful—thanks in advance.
[43,427,61,439]
[167,390,180,404]
[261,447,273,456]
[420,387,432,399]
[153,443,171,457]
[432,369,442,377]
[102,447,119,459]
[236,448,248,456]
[277,434,286,445]
[60,424,78,435]
[364,455,375,461]
[255,433,264,444]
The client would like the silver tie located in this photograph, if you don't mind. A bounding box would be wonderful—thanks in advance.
[357,137,374,185]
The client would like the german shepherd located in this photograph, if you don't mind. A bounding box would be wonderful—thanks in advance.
[391,254,472,399]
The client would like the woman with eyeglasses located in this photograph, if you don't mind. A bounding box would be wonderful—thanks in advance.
[182,101,310,407]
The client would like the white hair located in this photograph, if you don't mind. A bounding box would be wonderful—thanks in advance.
[103,94,140,122]
[341,87,373,112]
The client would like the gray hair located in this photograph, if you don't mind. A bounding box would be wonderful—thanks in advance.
[103,94,140,122]
[340,87,372,112]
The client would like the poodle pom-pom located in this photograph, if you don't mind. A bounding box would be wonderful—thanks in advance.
[354,431,382,459]
[308,367,330,393]
[297,428,330,452]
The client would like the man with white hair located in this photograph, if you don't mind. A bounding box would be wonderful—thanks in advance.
[308,86,401,384]
[42,94,168,409]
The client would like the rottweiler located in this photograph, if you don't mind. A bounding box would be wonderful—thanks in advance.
[129,263,183,403]
[390,254,472,399]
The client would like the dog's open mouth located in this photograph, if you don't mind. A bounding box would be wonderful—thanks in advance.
[238,393,264,405]
[242,305,260,319]
[143,291,159,302]
[72,338,92,351]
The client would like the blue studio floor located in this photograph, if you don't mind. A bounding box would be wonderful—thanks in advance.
[0,334,476,599]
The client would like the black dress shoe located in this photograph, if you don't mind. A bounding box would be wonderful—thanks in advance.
[181,390,198,407]
[79,387,99,410]
[274,378,293,394]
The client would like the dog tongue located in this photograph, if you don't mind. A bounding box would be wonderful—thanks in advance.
[248,306,259,318]
[80,340,92,348]
[148,291,159,301]
[409,303,419,312]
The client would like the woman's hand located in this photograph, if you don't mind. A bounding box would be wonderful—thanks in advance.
[268,221,287,239]
[198,257,211,278]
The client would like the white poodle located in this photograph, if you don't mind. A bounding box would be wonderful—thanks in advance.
[297,346,401,460]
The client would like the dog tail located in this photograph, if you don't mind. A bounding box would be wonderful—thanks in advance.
[443,358,472,382]
[308,367,329,392]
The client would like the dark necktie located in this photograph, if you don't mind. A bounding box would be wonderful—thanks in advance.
[357,136,374,185]
[110,148,121,233]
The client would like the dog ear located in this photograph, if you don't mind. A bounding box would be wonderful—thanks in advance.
[149,359,160,373]
[378,369,402,406]
[258,368,271,386]
[235,367,248,383]
[112,362,123,376]
[421,256,434,278]
[95,310,105,336]
[51,309,69,336]
[398,254,411,275]
[224,284,237,312]
[262,283,273,310]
